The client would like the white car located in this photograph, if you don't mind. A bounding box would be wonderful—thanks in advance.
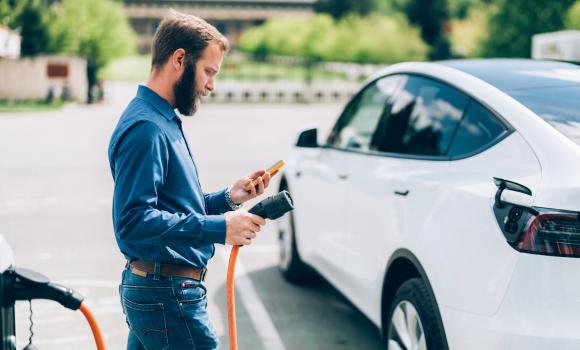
[277,59,580,350]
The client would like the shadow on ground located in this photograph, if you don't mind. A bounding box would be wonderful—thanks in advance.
[215,266,384,350]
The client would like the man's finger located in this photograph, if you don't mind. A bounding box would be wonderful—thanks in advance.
[256,176,265,194]
[249,169,266,179]
[250,181,257,196]
[244,170,266,191]
[248,213,265,225]
[262,172,271,188]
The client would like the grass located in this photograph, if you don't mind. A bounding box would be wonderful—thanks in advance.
[100,54,348,82]
[0,100,64,113]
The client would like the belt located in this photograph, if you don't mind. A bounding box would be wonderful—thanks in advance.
[129,260,207,281]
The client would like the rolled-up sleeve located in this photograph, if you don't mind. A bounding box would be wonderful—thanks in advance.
[112,121,226,246]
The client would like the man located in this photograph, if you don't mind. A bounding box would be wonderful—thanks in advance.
[108,10,270,350]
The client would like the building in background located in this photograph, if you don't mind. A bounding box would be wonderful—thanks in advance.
[123,0,316,53]
[0,26,21,59]
[532,30,580,61]
[0,56,87,102]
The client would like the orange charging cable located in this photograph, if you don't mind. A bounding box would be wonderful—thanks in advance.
[227,245,240,350]
[79,303,106,350]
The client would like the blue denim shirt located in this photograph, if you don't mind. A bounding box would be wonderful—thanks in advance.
[108,85,230,268]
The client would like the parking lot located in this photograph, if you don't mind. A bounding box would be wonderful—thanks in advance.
[0,82,386,350]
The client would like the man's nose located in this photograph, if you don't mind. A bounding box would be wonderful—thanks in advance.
[206,78,214,92]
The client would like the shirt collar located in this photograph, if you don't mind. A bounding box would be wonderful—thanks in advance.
[136,85,177,121]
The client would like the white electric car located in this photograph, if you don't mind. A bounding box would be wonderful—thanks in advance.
[277,59,580,350]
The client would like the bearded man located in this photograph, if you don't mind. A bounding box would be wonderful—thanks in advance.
[108,10,270,350]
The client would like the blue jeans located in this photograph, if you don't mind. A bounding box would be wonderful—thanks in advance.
[119,264,219,350]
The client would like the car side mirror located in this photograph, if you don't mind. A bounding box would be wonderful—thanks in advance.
[296,128,318,148]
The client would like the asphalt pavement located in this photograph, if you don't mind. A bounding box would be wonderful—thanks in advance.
[0,82,385,350]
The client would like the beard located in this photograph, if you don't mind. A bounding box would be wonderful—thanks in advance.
[173,58,203,117]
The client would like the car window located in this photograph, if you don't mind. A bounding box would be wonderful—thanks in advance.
[328,75,401,151]
[447,100,507,158]
[371,75,469,157]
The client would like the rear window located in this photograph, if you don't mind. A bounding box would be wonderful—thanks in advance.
[508,86,580,146]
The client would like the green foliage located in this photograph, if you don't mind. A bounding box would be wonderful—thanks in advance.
[0,0,15,26]
[404,0,452,59]
[314,0,374,19]
[1,0,52,56]
[481,0,575,57]
[49,0,136,69]
[565,1,580,29]
[239,14,428,64]
[448,0,483,19]
[450,3,493,57]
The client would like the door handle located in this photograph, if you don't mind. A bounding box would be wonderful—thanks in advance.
[394,190,409,196]
[338,174,349,180]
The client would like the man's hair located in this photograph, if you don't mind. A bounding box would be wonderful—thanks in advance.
[151,9,229,69]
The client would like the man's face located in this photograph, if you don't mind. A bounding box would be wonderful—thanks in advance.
[173,42,224,116]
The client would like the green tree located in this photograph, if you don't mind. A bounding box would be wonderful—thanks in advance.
[314,0,374,19]
[1,0,52,56]
[405,0,452,59]
[0,0,14,26]
[565,1,580,29]
[372,0,410,13]
[481,0,575,57]
[239,14,428,64]
[450,3,492,57]
[50,0,135,68]
[49,0,136,101]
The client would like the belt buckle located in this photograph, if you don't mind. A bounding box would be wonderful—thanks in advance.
[200,268,207,282]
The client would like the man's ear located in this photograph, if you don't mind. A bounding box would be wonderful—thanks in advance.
[171,48,186,71]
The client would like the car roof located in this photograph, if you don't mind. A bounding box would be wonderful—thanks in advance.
[438,59,580,92]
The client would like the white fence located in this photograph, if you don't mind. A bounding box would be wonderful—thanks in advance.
[0,55,87,102]
[206,80,359,104]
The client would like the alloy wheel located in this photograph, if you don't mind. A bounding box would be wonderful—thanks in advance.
[388,300,427,350]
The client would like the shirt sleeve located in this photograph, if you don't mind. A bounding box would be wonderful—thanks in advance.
[204,189,232,214]
[112,121,226,246]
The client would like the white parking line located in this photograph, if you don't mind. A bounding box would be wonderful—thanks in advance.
[218,247,286,350]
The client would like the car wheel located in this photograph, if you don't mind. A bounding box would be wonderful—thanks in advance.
[277,204,314,284]
[386,278,447,350]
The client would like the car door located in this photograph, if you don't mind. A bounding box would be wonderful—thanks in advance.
[293,75,403,287]
[342,75,470,319]
[291,145,347,278]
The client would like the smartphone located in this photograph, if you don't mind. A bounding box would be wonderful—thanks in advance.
[244,160,285,191]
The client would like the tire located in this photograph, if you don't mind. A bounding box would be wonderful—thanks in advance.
[277,197,315,284]
[386,278,448,350]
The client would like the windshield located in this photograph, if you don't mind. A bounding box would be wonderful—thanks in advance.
[508,86,580,146]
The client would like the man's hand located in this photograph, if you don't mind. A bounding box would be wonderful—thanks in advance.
[225,211,266,245]
[229,170,271,205]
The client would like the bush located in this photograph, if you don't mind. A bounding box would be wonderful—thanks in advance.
[238,14,428,64]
